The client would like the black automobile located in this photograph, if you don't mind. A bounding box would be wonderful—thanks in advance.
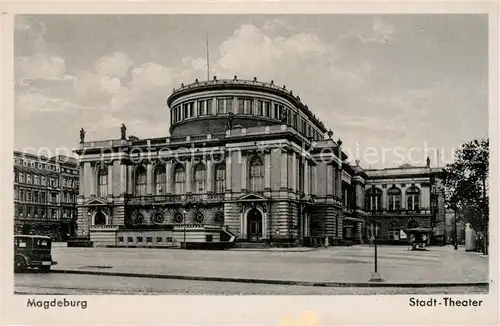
[14,235,57,273]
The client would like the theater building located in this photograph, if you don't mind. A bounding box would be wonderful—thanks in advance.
[74,77,445,247]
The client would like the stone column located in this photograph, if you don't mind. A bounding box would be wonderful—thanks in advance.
[264,152,271,190]
[146,163,153,195]
[336,166,342,198]
[166,160,173,194]
[120,162,127,195]
[326,164,333,196]
[241,152,247,192]
[304,161,309,196]
[311,165,317,195]
[280,150,288,189]
[107,162,113,197]
[355,183,362,209]
[206,159,213,193]
[79,164,85,196]
[186,160,192,194]
[262,210,268,240]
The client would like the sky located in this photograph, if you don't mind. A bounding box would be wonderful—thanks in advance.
[14,14,488,168]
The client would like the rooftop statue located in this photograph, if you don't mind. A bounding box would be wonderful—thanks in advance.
[121,123,127,140]
[79,128,85,144]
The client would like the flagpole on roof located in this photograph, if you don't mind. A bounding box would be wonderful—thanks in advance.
[206,31,210,81]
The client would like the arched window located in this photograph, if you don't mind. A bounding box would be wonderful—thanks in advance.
[94,211,106,225]
[154,165,166,195]
[135,166,147,196]
[97,167,108,197]
[406,186,420,211]
[365,187,382,211]
[249,156,264,192]
[214,163,226,194]
[387,186,402,211]
[193,163,206,194]
[173,164,186,195]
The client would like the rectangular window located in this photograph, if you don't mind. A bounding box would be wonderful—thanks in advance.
[237,99,244,114]
[136,237,143,243]
[244,99,253,114]
[14,171,18,182]
[156,237,163,243]
[26,174,31,184]
[274,104,280,119]
[41,192,46,203]
[217,98,225,114]
[146,237,153,243]
[20,189,24,201]
[14,187,19,200]
[27,207,32,217]
[51,209,57,219]
[197,101,203,116]
[26,190,31,202]
[127,237,133,243]
[256,100,263,116]
[264,101,271,118]
[206,235,213,242]
[19,206,23,217]
[206,99,213,115]
[19,172,24,183]
[118,237,124,243]
[215,166,226,194]
[34,191,39,203]
[189,102,194,118]
[166,237,173,242]
[98,173,108,197]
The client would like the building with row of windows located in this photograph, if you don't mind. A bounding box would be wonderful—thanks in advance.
[14,151,79,241]
[74,77,446,247]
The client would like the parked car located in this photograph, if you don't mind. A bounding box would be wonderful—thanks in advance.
[14,235,57,273]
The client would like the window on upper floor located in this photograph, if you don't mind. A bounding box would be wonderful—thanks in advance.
[26,173,31,184]
[19,172,24,183]
[154,165,166,195]
[406,186,420,211]
[248,156,264,192]
[387,186,402,211]
[217,98,225,114]
[14,171,18,182]
[134,166,147,196]
[173,163,186,195]
[256,100,263,116]
[244,98,253,115]
[214,163,226,194]
[365,187,382,211]
[97,167,108,197]
[193,163,206,194]
[263,101,271,118]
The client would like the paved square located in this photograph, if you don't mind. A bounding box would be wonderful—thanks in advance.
[50,244,488,284]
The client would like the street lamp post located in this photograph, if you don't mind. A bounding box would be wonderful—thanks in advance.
[369,237,384,282]
[454,209,458,250]
[183,209,187,249]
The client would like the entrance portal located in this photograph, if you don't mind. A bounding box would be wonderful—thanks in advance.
[246,208,262,242]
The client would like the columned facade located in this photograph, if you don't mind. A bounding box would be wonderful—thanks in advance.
[74,78,446,248]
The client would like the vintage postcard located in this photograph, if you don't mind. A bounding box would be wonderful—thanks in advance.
[1,2,498,325]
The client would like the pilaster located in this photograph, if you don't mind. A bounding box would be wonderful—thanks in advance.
[280,150,288,189]
[264,151,271,190]
[107,162,113,197]
[146,163,153,195]
[166,160,173,194]
[206,159,213,193]
[241,152,247,192]
[186,160,193,194]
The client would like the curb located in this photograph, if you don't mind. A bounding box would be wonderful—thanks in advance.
[52,269,489,288]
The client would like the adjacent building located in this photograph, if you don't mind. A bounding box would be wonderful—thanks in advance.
[73,77,446,247]
[13,151,79,241]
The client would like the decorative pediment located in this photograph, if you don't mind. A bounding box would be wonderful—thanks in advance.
[85,197,108,206]
[239,193,267,201]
